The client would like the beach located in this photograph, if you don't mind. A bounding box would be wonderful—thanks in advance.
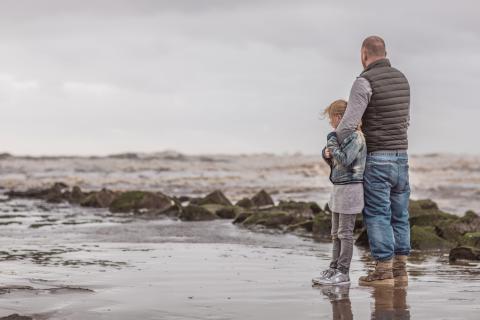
[0,153,479,319]
[0,198,478,318]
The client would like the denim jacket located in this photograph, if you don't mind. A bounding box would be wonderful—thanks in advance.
[322,131,366,185]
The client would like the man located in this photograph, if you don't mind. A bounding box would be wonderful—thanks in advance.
[336,36,411,285]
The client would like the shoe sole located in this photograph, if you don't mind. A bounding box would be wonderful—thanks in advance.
[358,278,394,286]
[312,280,350,286]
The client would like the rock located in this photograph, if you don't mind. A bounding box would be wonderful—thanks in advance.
[179,205,217,221]
[462,210,479,221]
[44,182,70,203]
[435,211,480,244]
[309,202,323,215]
[312,213,332,240]
[236,197,254,209]
[6,182,69,203]
[409,199,439,212]
[194,190,232,206]
[251,190,274,207]
[199,204,225,214]
[176,196,191,203]
[449,246,480,262]
[109,191,178,214]
[215,206,242,219]
[409,199,458,227]
[355,228,369,247]
[242,211,299,229]
[0,153,12,160]
[69,186,84,204]
[410,225,453,250]
[232,211,253,224]
[324,203,331,214]
[108,152,139,159]
[286,220,313,232]
[277,200,323,217]
[80,189,117,208]
[0,314,32,320]
[462,232,480,248]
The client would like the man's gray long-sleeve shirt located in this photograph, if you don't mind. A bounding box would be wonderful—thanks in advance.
[336,77,372,144]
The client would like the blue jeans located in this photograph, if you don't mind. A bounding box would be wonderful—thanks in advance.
[363,151,411,261]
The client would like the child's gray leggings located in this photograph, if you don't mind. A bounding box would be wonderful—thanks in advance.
[330,212,358,274]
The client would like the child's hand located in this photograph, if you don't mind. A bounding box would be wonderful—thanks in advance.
[324,148,332,158]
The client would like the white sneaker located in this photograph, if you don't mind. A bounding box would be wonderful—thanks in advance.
[314,269,350,286]
[312,267,336,285]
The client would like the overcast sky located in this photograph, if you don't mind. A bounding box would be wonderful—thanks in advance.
[0,0,478,155]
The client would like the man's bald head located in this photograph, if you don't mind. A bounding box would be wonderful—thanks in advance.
[361,36,387,68]
[362,36,386,57]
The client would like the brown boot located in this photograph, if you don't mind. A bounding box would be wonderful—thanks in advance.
[359,259,394,286]
[393,255,408,283]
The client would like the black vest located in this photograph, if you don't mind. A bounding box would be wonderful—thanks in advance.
[360,59,410,152]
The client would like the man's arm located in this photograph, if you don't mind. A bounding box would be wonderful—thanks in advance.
[327,132,363,167]
[336,77,372,144]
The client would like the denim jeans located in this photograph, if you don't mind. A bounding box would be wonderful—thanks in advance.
[363,151,411,261]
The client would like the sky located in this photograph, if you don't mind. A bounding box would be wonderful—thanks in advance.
[0,0,478,156]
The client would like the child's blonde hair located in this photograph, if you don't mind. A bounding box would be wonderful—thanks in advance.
[323,99,347,120]
[323,99,362,130]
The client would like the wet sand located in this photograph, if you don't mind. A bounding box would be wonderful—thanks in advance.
[0,199,479,319]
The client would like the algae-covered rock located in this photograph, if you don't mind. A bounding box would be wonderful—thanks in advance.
[462,232,480,248]
[198,204,242,219]
[312,213,332,240]
[200,204,225,214]
[449,246,480,262]
[355,228,369,247]
[354,214,364,232]
[251,190,274,207]
[277,200,323,217]
[435,211,480,244]
[7,182,69,203]
[286,220,313,232]
[236,197,254,209]
[215,206,243,219]
[409,199,439,212]
[194,190,232,206]
[232,211,253,224]
[80,189,117,208]
[179,205,217,221]
[410,225,453,250]
[324,203,331,214]
[309,202,323,215]
[109,191,178,214]
[69,186,84,204]
[408,199,458,226]
[242,211,299,229]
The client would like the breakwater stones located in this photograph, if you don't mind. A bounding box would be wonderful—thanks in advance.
[5,183,480,261]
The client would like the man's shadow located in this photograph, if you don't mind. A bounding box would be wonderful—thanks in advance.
[319,283,410,320]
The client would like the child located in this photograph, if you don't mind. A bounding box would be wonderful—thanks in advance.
[312,99,366,285]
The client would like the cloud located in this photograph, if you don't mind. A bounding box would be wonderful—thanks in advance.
[0,0,478,155]
[0,73,38,91]
[63,81,119,95]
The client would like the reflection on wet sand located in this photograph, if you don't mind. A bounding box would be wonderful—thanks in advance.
[319,283,410,320]
[320,284,353,320]
[371,284,410,320]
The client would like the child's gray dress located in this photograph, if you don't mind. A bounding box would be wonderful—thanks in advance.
[329,184,364,214]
